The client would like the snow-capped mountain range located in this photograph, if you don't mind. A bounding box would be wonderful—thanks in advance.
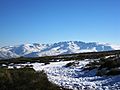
[0,41,120,59]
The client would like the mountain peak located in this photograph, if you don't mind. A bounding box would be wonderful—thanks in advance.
[0,41,120,59]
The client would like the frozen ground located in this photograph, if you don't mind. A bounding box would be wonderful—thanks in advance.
[32,60,120,90]
[13,60,120,90]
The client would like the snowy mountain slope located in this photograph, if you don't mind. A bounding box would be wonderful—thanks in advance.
[0,50,19,59]
[0,41,120,59]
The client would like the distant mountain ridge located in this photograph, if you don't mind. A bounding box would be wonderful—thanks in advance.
[0,41,120,59]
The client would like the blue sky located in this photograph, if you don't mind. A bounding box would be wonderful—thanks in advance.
[0,0,120,46]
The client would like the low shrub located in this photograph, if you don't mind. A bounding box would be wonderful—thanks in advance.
[106,68,120,76]
[0,68,71,90]
[64,62,79,68]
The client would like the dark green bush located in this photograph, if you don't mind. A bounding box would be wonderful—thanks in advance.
[64,62,74,67]
[84,55,120,76]
[0,68,71,90]
[83,61,101,71]
[64,62,79,68]
[106,68,120,76]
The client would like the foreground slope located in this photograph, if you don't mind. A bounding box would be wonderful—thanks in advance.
[0,50,120,90]
[33,60,120,90]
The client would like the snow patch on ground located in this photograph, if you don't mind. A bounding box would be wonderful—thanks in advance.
[8,60,120,90]
[32,60,120,90]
